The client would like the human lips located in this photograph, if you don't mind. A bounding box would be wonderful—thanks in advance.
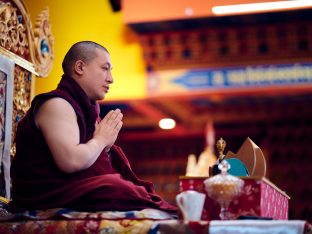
[103,86,109,93]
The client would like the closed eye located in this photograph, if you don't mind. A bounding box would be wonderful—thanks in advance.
[102,62,112,71]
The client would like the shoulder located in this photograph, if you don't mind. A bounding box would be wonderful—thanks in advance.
[35,97,76,128]
[31,90,75,114]
[38,97,75,113]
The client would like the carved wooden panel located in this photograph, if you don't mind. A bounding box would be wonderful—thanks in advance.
[0,0,54,198]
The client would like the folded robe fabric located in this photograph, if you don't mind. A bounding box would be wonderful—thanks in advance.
[9,75,177,214]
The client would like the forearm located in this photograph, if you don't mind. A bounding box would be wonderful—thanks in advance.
[38,100,122,173]
[58,138,107,173]
[74,108,122,172]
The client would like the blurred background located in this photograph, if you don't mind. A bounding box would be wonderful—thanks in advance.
[22,0,312,222]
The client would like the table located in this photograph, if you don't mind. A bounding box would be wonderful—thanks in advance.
[153,220,311,234]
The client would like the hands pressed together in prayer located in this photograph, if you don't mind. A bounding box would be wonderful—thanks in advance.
[94,109,123,153]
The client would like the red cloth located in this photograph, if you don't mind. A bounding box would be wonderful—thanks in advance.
[9,75,177,214]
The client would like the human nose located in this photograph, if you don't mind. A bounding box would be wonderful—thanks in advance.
[107,70,113,84]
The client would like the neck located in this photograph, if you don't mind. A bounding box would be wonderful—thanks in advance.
[64,73,94,101]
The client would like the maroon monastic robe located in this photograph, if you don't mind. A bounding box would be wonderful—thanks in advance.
[9,75,177,214]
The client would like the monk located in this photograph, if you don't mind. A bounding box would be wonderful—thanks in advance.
[9,41,177,215]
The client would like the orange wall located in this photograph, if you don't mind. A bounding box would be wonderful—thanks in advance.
[24,0,146,100]
[122,0,282,23]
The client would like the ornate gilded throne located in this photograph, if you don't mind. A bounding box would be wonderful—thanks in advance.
[0,0,54,199]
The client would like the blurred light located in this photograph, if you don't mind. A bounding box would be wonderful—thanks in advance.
[158,118,176,130]
[212,0,312,15]
[185,7,194,16]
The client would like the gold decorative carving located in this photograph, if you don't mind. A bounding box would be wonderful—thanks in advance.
[31,7,54,77]
[0,0,54,77]
[0,0,54,157]
[14,65,30,117]
[10,65,31,156]
[0,2,28,56]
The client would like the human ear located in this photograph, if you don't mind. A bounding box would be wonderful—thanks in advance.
[74,60,84,75]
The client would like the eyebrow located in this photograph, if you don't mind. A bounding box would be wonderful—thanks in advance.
[104,62,113,69]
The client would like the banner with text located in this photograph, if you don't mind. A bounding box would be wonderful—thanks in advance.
[147,63,312,95]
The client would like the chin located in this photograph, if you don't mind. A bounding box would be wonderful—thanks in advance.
[91,95,105,101]
[97,93,106,100]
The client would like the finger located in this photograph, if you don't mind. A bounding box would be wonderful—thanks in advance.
[110,109,122,121]
[114,121,123,131]
[107,109,121,119]
[102,109,119,124]
[110,116,122,129]
[103,110,115,123]
[115,113,123,121]
[107,112,123,127]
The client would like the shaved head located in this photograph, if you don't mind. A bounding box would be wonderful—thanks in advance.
[62,41,109,76]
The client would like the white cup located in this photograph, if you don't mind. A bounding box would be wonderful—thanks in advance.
[176,190,206,221]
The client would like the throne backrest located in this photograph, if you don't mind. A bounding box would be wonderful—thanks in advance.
[0,0,54,199]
